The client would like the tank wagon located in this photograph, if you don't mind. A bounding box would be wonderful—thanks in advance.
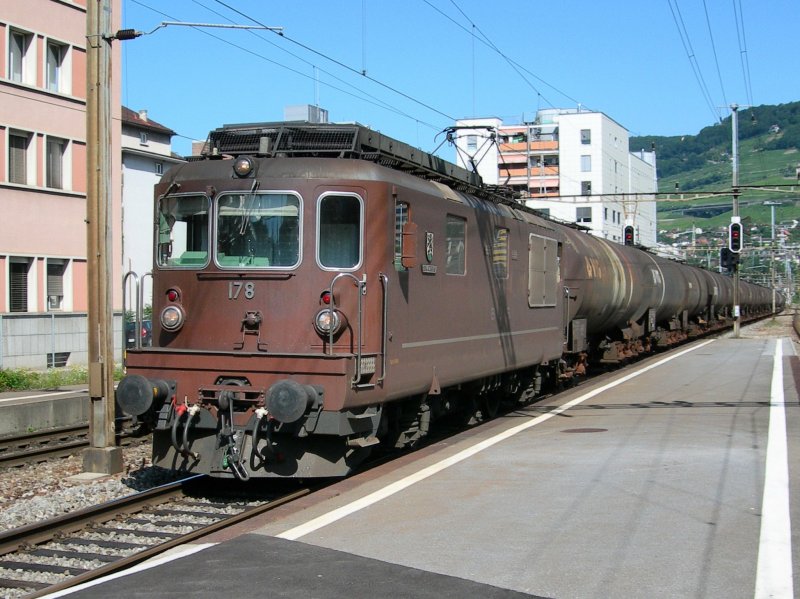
[117,122,779,480]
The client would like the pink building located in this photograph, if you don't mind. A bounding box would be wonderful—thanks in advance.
[0,0,122,367]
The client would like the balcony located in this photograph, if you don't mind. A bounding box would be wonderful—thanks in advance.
[498,140,558,153]
[500,165,559,178]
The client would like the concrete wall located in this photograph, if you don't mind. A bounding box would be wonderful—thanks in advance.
[0,312,124,370]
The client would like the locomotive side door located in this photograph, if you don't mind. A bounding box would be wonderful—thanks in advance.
[315,189,383,388]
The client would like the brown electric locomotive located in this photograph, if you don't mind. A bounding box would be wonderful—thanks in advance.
[116,122,778,480]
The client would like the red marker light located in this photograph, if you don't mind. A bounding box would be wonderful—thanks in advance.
[321,291,331,305]
[167,289,179,302]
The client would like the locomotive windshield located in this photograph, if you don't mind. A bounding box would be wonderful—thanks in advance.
[216,192,300,268]
[157,194,210,267]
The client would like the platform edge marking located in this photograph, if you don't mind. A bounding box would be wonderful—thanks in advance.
[754,339,794,599]
[276,339,716,541]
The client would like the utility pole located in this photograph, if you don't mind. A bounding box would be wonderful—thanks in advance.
[731,104,741,339]
[84,0,122,474]
[765,201,781,318]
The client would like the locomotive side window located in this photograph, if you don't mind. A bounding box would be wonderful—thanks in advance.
[445,215,466,275]
[528,233,560,307]
[318,193,363,270]
[394,201,409,271]
[157,194,210,267]
[493,227,509,279]
[215,192,301,268]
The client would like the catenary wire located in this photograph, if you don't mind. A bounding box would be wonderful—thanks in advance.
[129,0,446,138]
[732,0,754,106]
[701,0,729,109]
[666,0,720,123]
[210,0,459,123]
[420,0,587,112]
[187,0,441,133]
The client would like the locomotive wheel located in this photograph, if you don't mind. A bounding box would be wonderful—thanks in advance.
[480,394,500,420]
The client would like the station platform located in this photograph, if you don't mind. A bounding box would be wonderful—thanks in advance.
[0,387,88,436]
[44,335,800,598]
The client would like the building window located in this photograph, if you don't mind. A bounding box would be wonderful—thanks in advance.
[604,207,608,221]
[466,135,477,151]
[8,131,32,185]
[47,259,67,311]
[580,129,591,145]
[46,41,68,93]
[576,207,592,223]
[46,137,67,189]
[9,29,34,85]
[140,131,148,145]
[155,162,163,175]
[9,258,31,312]
[493,227,509,279]
[446,214,466,275]
[581,155,591,172]
[581,181,592,196]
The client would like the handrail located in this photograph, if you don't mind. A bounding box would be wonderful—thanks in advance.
[122,271,140,357]
[327,273,366,385]
[378,273,388,385]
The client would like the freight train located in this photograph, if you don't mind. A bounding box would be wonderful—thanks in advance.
[117,122,780,480]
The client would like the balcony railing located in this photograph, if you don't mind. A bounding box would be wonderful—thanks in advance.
[498,140,558,152]
[500,166,559,178]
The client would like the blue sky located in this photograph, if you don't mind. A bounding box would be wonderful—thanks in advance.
[121,1,800,157]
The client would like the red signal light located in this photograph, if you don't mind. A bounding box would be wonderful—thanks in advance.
[729,222,743,253]
[624,225,634,246]
[320,290,332,305]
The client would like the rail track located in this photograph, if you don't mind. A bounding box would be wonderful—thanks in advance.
[0,476,310,597]
[0,422,142,469]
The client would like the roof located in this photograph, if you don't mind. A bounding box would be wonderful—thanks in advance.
[121,106,176,136]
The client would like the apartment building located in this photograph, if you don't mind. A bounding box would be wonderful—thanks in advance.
[455,109,658,248]
[0,0,121,368]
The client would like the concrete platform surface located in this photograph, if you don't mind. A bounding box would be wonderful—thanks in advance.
[46,337,800,598]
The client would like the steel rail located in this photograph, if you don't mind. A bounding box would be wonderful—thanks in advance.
[0,478,197,557]
[0,422,141,469]
[24,484,310,598]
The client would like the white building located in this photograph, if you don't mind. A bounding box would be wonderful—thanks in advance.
[121,107,183,309]
[455,109,658,248]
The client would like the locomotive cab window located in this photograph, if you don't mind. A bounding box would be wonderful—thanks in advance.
[157,194,210,267]
[317,193,363,270]
[216,192,301,268]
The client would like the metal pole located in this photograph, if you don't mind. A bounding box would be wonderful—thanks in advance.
[84,0,122,474]
[731,105,740,338]
[770,203,776,317]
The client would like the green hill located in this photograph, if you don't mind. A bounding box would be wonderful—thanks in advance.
[630,101,800,244]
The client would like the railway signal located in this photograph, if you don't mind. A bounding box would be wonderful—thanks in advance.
[720,247,739,272]
[728,221,743,253]
[624,225,634,246]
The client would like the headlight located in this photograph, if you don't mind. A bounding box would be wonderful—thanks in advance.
[314,309,343,336]
[160,305,185,332]
[233,156,254,177]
